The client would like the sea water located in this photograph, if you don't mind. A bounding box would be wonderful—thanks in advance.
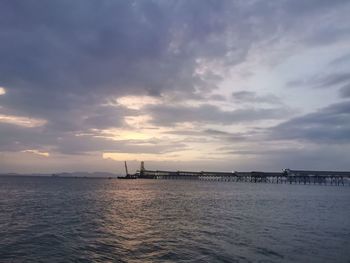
[0,176,349,262]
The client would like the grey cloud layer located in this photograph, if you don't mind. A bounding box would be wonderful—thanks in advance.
[271,101,350,143]
[146,104,290,126]
[0,122,186,155]
[340,84,350,97]
[288,71,350,99]
[0,0,350,160]
[232,91,281,105]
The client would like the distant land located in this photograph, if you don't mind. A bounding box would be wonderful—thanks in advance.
[0,172,119,178]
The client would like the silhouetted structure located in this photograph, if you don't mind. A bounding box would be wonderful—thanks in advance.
[117,161,138,179]
[119,162,350,185]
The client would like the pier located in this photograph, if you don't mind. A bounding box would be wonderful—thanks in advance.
[119,162,350,186]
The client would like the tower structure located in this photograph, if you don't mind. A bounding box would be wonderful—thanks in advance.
[140,161,145,177]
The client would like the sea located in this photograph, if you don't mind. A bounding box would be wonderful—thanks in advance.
[0,176,349,263]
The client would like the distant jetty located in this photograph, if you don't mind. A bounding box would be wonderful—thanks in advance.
[118,162,350,186]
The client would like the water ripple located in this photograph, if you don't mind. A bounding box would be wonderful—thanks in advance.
[0,177,349,262]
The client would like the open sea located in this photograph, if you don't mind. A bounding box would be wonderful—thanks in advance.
[0,176,349,262]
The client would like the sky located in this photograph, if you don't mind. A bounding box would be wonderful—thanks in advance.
[1,0,350,174]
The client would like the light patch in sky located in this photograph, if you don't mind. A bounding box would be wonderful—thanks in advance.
[103,152,176,162]
[0,114,46,127]
[0,87,6,95]
[103,149,207,162]
[219,41,347,115]
[117,96,161,110]
[22,149,50,157]
[124,115,153,128]
[99,128,155,141]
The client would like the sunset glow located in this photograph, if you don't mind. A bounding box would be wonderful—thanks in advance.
[0,87,5,95]
[117,96,161,110]
[0,114,46,127]
[22,149,50,157]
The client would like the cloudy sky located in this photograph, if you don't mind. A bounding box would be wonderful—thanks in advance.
[1,0,350,174]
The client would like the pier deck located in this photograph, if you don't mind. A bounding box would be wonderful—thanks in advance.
[136,169,350,186]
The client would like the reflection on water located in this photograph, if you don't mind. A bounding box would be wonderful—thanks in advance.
[0,177,349,262]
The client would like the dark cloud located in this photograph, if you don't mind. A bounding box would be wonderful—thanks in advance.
[329,53,350,66]
[146,104,290,126]
[287,71,350,101]
[270,101,350,143]
[283,0,348,13]
[0,123,51,152]
[0,1,237,96]
[232,91,281,104]
[82,105,137,129]
[1,0,347,109]
[203,129,249,142]
[204,129,232,136]
[164,128,248,142]
[208,94,227,101]
[339,83,350,98]
[0,0,263,139]
[287,72,350,101]
[316,73,350,89]
[283,0,350,46]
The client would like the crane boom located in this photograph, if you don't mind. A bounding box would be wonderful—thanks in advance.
[124,161,129,176]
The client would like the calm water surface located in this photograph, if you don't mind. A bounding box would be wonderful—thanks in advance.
[0,176,349,262]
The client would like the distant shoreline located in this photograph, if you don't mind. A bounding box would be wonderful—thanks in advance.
[0,172,120,179]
